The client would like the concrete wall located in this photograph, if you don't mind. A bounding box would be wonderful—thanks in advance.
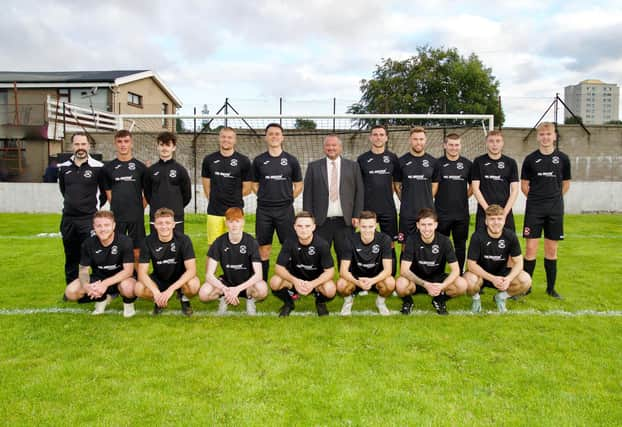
[2,181,620,214]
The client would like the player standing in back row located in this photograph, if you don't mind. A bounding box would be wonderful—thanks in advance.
[143,132,192,234]
[434,133,472,273]
[251,123,303,282]
[101,130,147,265]
[357,125,400,273]
[471,130,519,231]
[201,127,252,246]
[521,122,571,299]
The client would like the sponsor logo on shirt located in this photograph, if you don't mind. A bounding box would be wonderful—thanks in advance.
[266,175,286,181]
[484,255,505,261]
[225,264,246,270]
[157,258,177,265]
[484,174,503,181]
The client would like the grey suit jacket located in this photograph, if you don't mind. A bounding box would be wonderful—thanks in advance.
[303,156,364,227]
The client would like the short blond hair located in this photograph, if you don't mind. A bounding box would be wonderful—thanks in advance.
[537,122,556,132]
[409,126,426,136]
[485,204,504,217]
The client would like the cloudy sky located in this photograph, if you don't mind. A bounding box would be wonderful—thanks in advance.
[1,0,621,126]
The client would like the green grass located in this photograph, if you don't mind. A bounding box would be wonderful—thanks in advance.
[0,213,621,426]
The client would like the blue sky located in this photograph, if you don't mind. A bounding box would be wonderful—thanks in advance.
[1,0,621,126]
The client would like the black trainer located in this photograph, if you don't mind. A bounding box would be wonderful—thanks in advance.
[431,296,448,315]
[315,299,329,317]
[400,301,413,315]
[547,289,563,300]
[152,304,163,315]
[278,302,295,317]
[181,300,193,317]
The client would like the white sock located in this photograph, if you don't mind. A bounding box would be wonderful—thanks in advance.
[472,293,481,300]
[498,291,509,300]
[376,296,386,303]
[181,294,189,302]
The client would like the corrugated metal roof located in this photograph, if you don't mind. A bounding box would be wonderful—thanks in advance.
[0,70,148,83]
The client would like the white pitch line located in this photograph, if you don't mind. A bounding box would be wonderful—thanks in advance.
[0,308,621,317]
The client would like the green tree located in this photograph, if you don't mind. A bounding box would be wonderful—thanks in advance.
[176,118,186,132]
[605,119,622,125]
[348,46,504,127]
[294,118,317,130]
[564,115,583,124]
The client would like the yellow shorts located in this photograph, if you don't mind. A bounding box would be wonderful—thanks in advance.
[207,215,227,245]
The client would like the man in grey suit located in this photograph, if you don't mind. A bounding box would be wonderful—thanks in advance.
[303,135,364,263]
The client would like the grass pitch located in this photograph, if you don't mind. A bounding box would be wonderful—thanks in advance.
[0,213,621,426]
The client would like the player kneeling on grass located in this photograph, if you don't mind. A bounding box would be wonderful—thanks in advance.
[65,210,137,317]
[337,210,395,316]
[270,211,336,317]
[199,207,268,315]
[134,208,200,316]
[463,204,532,314]
[395,208,467,315]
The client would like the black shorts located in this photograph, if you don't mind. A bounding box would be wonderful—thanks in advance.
[350,268,383,295]
[482,267,511,289]
[437,217,469,242]
[475,208,515,232]
[523,211,564,240]
[256,205,295,246]
[376,211,398,241]
[398,216,418,243]
[406,273,448,295]
[78,275,122,302]
[219,276,250,299]
[149,273,181,292]
[116,220,146,248]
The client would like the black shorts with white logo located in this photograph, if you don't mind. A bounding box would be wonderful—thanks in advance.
[523,211,564,240]
[255,205,295,246]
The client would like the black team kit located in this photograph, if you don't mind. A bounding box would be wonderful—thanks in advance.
[201,151,252,215]
[343,231,392,288]
[521,148,571,295]
[139,232,196,292]
[252,150,302,280]
[467,228,522,287]
[434,155,472,272]
[80,233,135,304]
[273,235,334,314]
[208,232,261,295]
[58,156,106,284]
[396,152,439,240]
[471,153,518,231]
[143,159,192,234]
[101,158,147,247]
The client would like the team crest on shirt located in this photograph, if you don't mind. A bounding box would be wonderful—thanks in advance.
[383,156,390,164]
[280,158,288,166]
[524,227,531,236]
[422,160,430,168]
[111,245,118,255]
[308,246,316,255]
[171,242,176,252]
[552,156,560,164]
[169,169,177,178]
[83,170,93,178]
[498,162,505,169]
[240,245,247,254]
[457,162,464,170]
[432,244,440,254]
[128,162,136,171]
[230,159,238,167]
[372,244,380,254]
[498,239,506,249]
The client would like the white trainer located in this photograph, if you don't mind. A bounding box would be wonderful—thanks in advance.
[92,295,112,315]
[375,295,390,316]
[123,302,136,318]
[246,298,257,316]
[341,295,354,316]
[217,296,228,315]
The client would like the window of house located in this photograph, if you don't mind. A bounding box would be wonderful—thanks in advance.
[128,92,143,107]
[57,88,70,104]
[161,103,168,127]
